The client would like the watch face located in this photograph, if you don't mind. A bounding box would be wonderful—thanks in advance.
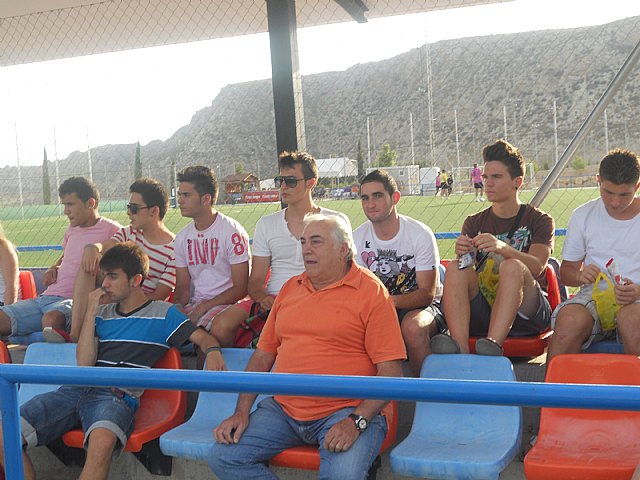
[356,418,368,430]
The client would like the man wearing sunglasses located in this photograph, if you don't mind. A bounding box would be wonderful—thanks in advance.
[213,151,351,338]
[173,166,251,348]
[61,178,176,343]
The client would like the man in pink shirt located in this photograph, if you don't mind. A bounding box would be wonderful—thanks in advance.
[470,163,485,202]
[0,177,121,342]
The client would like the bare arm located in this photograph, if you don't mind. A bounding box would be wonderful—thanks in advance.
[247,256,274,310]
[173,267,191,306]
[76,287,105,366]
[392,269,436,310]
[188,262,249,323]
[43,254,64,287]
[213,348,277,444]
[81,239,117,275]
[0,239,19,305]
[473,233,551,279]
[147,283,173,301]
[323,360,404,452]
[560,258,601,287]
[188,328,226,371]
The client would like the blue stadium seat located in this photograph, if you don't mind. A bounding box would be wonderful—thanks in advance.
[390,354,522,480]
[19,343,77,405]
[160,348,266,460]
[584,340,624,354]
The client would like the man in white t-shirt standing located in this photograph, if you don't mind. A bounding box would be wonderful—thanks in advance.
[173,166,250,347]
[548,149,640,360]
[66,178,176,342]
[215,151,350,334]
[0,177,121,342]
[354,169,443,376]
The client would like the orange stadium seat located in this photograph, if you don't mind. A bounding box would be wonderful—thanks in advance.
[525,354,640,480]
[19,270,38,299]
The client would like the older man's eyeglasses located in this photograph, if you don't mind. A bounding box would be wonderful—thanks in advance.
[126,204,151,214]
[274,176,310,188]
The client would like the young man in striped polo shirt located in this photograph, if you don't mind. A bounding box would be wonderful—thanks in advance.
[60,178,176,343]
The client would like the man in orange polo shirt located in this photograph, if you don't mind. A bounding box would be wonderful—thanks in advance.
[210,213,406,480]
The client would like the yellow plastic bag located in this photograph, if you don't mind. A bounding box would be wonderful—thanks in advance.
[477,258,500,307]
[591,272,621,331]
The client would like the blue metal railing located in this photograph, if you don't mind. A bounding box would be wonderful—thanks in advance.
[16,229,569,252]
[1,364,640,479]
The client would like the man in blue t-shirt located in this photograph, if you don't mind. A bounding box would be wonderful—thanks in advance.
[0,243,223,480]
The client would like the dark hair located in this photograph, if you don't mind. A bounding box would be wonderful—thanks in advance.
[176,166,218,205]
[482,139,525,179]
[99,242,148,281]
[360,168,398,196]
[129,178,169,219]
[58,177,100,204]
[599,148,640,185]
[278,151,319,180]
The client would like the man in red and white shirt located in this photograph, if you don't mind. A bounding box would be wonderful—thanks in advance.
[68,178,176,342]
[173,166,250,347]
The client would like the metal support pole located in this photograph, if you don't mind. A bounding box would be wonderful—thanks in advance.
[531,37,640,208]
[0,379,25,480]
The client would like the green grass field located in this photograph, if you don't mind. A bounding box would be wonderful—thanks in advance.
[5,187,600,267]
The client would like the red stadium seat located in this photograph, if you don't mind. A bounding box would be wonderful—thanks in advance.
[19,271,37,300]
[270,401,398,473]
[525,354,640,479]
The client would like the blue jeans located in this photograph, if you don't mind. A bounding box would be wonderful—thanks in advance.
[0,295,73,336]
[209,397,387,480]
[20,386,137,458]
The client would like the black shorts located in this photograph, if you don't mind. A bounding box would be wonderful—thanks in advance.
[396,303,446,332]
[474,182,484,189]
[467,284,551,337]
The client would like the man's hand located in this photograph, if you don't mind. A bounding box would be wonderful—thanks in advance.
[472,232,507,256]
[615,279,640,306]
[577,264,601,285]
[205,350,227,371]
[43,266,59,286]
[257,295,275,312]
[87,287,107,309]
[454,234,474,258]
[81,245,101,275]
[213,412,250,444]
[188,302,210,326]
[323,417,360,453]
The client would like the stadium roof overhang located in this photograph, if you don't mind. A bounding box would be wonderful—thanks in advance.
[0,0,507,66]
[0,0,509,157]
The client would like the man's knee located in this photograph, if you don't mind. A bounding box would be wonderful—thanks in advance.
[86,427,117,455]
[497,258,528,282]
[616,305,640,337]
[41,310,66,329]
[400,311,433,340]
[553,305,593,341]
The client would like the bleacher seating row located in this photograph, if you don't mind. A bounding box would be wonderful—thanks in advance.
[3,343,639,479]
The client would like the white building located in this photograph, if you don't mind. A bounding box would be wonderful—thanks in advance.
[316,157,358,179]
[366,165,421,196]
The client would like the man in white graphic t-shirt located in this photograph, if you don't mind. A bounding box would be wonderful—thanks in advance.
[354,169,443,376]
[173,166,250,348]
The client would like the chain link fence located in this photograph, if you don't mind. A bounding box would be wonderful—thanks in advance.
[1,1,639,267]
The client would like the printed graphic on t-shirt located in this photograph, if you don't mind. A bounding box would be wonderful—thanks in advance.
[185,232,246,267]
[361,248,416,295]
[497,226,531,252]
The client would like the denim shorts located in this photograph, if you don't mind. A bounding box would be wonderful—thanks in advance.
[20,386,136,458]
[0,296,73,336]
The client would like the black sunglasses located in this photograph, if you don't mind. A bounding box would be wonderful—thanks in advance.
[274,175,311,188]
[126,203,151,214]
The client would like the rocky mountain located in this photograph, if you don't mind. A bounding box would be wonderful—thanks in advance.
[3,15,640,205]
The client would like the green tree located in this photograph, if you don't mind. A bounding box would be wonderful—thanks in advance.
[571,156,587,170]
[235,163,245,174]
[356,139,364,178]
[134,142,142,179]
[42,147,51,205]
[376,143,397,167]
[543,160,550,170]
